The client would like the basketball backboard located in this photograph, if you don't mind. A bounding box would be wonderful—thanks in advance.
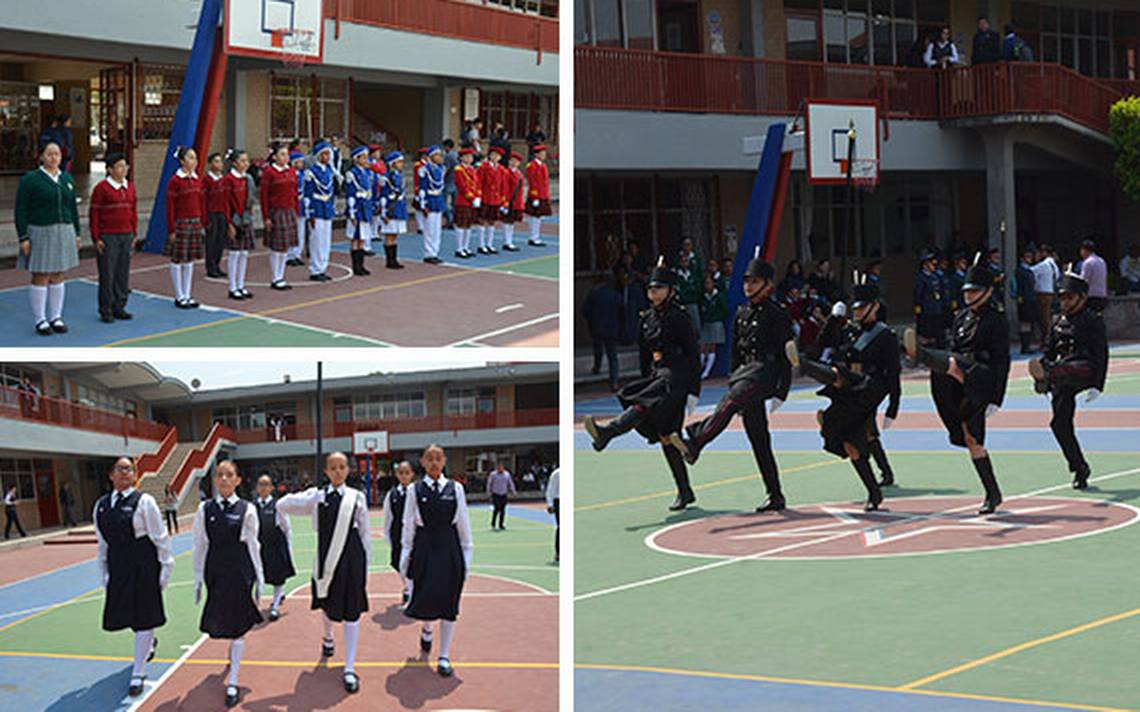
[224,0,324,64]
[805,99,879,186]
[353,430,390,456]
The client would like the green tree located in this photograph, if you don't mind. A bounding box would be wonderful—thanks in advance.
[1110,96,1140,202]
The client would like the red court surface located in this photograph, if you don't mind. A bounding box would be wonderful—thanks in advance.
[0,541,99,587]
[138,572,558,712]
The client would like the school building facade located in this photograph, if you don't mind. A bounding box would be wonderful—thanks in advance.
[0,0,559,257]
[0,362,558,533]
[574,0,1140,330]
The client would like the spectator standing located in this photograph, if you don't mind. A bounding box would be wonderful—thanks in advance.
[699,274,728,379]
[925,26,960,68]
[1015,246,1040,354]
[675,251,703,331]
[679,237,704,279]
[808,259,841,304]
[442,139,459,229]
[163,485,179,534]
[487,464,515,530]
[582,269,623,391]
[627,241,650,283]
[4,485,27,539]
[972,16,1002,64]
[1002,24,1035,61]
[1078,238,1108,312]
[617,264,647,346]
[1032,244,1061,337]
[1118,243,1140,293]
[59,482,77,527]
[545,467,560,563]
[489,123,510,155]
[778,260,806,299]
[526,123,547,152]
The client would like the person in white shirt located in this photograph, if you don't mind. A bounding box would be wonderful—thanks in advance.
[254,474,295,621]
[1120,243,1140,292]
[545,467,560,563]
[93,457,174,698]
[383,461,416,605]
[400,444,473,677]
[192,461,264,708]
[4,485,26,539]
[924,26,960,68]
[1032,244,1062,341]
[276,452,370,693]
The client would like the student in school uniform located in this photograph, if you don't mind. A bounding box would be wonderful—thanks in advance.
[345,145,376,277]
[222,149,256,300]
[378,151,407,270]
[94,457,174,697]
[89,151,138,323]
[451,147,480,259]
[524,144,551,247]
[383,461,415,605]
[303,141,337,282]
[260,144,300,291]
[477,145,506,254]
[400,444,474,677]
[286,151,308,267]
[412,147,429,236]
[164,146,206,309]
[254,474,295,620]
[203,152,228,279]
[500,151,525,252]
[192,461,264,708]
[277,452,370,693]
[545,467,560,563]
[4,485,27,539]
[418,145,447,265]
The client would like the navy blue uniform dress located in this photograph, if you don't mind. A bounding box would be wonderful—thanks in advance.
[200,499,262,639]
[97,491,166,633]
[405,479,466,622]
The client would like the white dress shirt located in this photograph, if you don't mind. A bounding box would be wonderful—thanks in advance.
[1031,257,1060,294]
[545,468,560,507]
[382,484,410,545]
[276,484,371,566]
[192,493,264,595]
[94,487,175,589]
[400,475,473,574]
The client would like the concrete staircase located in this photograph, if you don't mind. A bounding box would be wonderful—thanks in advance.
[138,442,202,517]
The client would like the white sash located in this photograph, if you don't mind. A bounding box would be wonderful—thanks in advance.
[313,488,360,599]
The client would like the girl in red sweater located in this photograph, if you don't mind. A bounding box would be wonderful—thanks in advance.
[203,152,227,279]
[165,147,206,308]
[223,149,256,300]
[260,145,299,291]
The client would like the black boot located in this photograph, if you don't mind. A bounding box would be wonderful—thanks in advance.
[1019,332,1033,355]
[852,456,883,511]
[354,249,371,275]
[1072,463,1091,490]
[583,407,643,452]
[972,455,1003,514]
[358,248,371,275]
[916,345,954,374]
[663,445,696,511]
[869,439,895,486]
[755,466,787,512]
[666,422,703,466]
[385,244,404,269]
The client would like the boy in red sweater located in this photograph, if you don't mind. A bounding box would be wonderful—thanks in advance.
[90,152,138,322]
[525,145,551,247]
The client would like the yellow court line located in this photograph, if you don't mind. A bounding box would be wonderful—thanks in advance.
[575,663,1134,712]
[0,585,103,635]
[104,253,556,347]
[0,649,180,664]
[898,607,1140,691]
[575,459,838,512]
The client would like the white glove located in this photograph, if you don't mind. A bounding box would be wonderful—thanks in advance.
[767,398,784,414]
[159,566,172,591]
[831,302,847,318]
[882,415,894,431]
[194,582,202,605]
[473,197,482,208]
[1083,388,1102,404]
[102,572,109,588]
[686,394,699,415]
[985,404,999,419]
[399,550,410,579]
[532,199,539,207]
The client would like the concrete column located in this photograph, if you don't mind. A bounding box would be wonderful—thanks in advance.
[232,70,248,150]
[422,84,448,145]
[982,126,1018,328]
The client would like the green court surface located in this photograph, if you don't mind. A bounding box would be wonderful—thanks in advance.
[491,254,559,280]
[575,379,1140,712]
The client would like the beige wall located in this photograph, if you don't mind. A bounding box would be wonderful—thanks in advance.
[244,71,270,154]
[353,84,425,153]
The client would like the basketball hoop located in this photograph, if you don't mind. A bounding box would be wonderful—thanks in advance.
[848,158,880,192]
[272,28,315,68]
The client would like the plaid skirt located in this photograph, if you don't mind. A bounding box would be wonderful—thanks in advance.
[266,208,298,253]
[525,198,552,217]
[481,204,504,223]
[454,204,479,229]
[227,223,256,251]
[164,218,204,263]
[503,208,523,224]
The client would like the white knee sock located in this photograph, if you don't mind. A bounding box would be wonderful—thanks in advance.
[439,620,456,659]
[227,638,244,686]
[237,252,249,290]
[180,263,194,300]
[455,228,466,253]
[323,613,335,641]
[503,223,515,247]
[227,253,240,292]
[47,283,64,321]
[471,225,482,250]
[29,285,47,323]
[272,585,285,609]
[170,264,184,301]
[702,352,716,378]
[132,629,155,678]
[344,621,360,673]
[486,225,496,250]
[529,216,541,240]
[421,621,434,640]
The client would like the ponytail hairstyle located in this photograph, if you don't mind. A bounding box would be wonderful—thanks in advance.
[172,145,196,167]
[268,141,288,165]
[224,147,247,166]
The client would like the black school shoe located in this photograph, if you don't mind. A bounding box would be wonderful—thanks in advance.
[668,492,696,511]
[755,497,786,513]
[128,677,145,697]
[1073,464,1091,490]
[50,318,68,333]
[35,320,53,336]
[271,280,292,291]
[100,313,116,323]
[321,637,335,658]
[420,632,432,653]
[268,608,280,621]
[528,239,546,247]
[437,658,453,677]
[228,290,245,300]
[225,685,239,707]
[113,310,133,320]
[343,672,360,693]
[503,244,521,251]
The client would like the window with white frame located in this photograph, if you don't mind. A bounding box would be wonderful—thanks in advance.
[270,76,349,145]
[348,392,427,422]
[75,384,137,417]
[445,387,496,416]
[0,365,42,391]
[212,404,266,431]
[0,458,36,500]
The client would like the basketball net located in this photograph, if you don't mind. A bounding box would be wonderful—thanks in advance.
[272,28,315,69]
[840,158,880,193]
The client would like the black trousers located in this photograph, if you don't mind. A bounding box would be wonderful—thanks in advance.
[551,498,559,558]
[4,506,26,538]
[165,509,179,534]
[1086,296,1107,313]
[491,494,508,528]
[1050,389,1087,473]
[592,337,619,387]
[61,503,77,527]
[205,211,226,275]
[96,233,133,317]
[689,379,783,500]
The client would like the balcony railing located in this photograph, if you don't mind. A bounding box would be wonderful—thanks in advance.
[325,0,558,55]
[228,408,560,444]
[0,385,169,441]
[576,46,1140,136]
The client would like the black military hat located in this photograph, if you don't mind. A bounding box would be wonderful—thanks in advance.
[851,281,880,309]
[962,264,995,290]
[744,257,774,281]
[1058,271,1089,295]
[647,257,675,288]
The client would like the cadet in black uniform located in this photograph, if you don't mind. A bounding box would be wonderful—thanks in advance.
[1028,270,1108,489]
[668,256,793,512]
[277,452,371,693]
[254,474,295,621]
[383,460,416,605]
[94,457,174,698]
[192,461,264,708]
[582,259,702,511]
[914,250,946,348]
[400,444,474,677]
[905,255,1011,514]
[786,276,901,511]
[830,313,898,487]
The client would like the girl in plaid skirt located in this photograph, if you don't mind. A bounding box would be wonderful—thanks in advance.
[260,145,300,291]
[223,149,256,300]
[164,146,205,308]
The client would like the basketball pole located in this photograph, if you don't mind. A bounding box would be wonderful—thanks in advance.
[841,122,856,297]
[315,362,324,483]
[194,27,228,163]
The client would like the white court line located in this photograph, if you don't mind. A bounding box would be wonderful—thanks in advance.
[495,303,524,313]
[127,632,208,712]
[445,312,559,347]
[576,466,1140,602]
[290,591,553,599]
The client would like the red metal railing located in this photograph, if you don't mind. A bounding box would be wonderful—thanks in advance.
[228,408,559,444]
[326,0,558,55]
[576,46,1134,136]
[136,427,179,478]
[0,385,169,441]
[168,422,237,498]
